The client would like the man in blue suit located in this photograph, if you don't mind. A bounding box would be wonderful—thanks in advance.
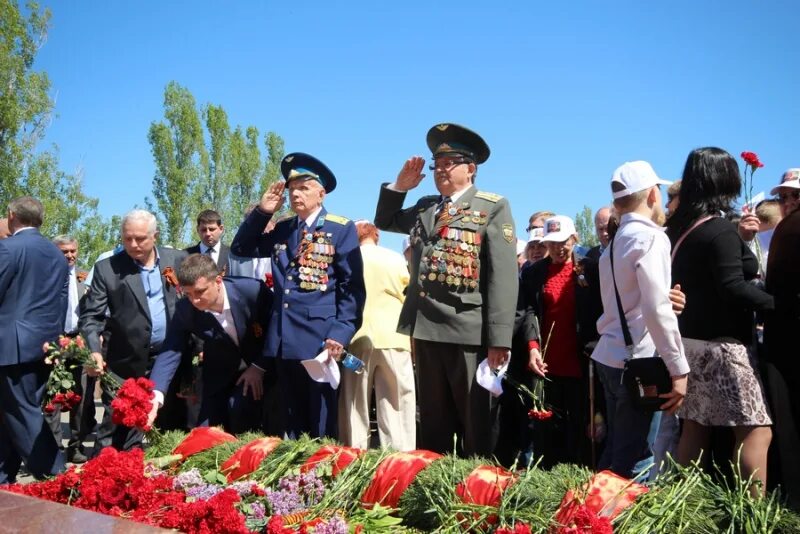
[147,254,274,433]
[0,197,69,483]
[232,152,365,439]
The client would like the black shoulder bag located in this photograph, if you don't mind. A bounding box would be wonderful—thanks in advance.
[610,234,672,412]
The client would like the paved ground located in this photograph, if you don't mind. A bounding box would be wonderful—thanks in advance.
[17,400,104,484]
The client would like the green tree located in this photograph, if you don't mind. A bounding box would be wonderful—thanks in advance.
[575,205,598,248]
[148,81,208,247]
[147,82,285,245]
[0,0,118,268]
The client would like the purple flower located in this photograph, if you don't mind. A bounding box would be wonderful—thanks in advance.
[185,483,223,500]
[249,502,266,520]
[173,468,204,490]
[314,515,348,534]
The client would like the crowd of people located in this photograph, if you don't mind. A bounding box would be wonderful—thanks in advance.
[1,123,799,508]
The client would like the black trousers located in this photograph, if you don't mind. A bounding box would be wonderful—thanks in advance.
[414,339,499,457]
[44,366,96,452]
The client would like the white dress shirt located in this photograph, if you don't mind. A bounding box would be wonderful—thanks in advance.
[65,266,80,333]
[209,283,238,347]
[200,242,220,266]
[591,212,690,377]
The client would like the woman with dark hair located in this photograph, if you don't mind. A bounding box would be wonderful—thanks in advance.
[667,147,774,495]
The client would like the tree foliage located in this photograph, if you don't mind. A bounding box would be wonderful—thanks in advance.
[147,82,284,247]
[574,205,598,248]
[0,0,118,269]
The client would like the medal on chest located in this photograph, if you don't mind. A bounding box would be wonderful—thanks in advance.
[295,218,334,292]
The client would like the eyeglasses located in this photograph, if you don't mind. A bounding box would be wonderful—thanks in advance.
[778,191,800,203]
[525,224,544,233]
[428,159,470,172]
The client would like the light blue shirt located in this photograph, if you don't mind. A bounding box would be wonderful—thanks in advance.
[137,251,167,350]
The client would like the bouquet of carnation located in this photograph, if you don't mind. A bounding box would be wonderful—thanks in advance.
[112,377,158,432]
[42,335,119,413]
[503,323,555,421]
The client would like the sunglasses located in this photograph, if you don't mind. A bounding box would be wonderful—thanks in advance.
[778,191,800,203]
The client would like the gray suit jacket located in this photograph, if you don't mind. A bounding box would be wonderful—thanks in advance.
[79,247,188,378]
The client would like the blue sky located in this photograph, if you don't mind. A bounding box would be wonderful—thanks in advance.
[33,1,800,253]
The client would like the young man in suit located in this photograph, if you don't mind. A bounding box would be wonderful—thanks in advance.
[232,152,366,439]
[80,209,188,452]
[186,209,230,273]
[0,197,69,483]
[45,235,96,463]
[147,254,274,433]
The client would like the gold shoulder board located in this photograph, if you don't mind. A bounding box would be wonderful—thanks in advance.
[326,214,350,225]
[475,191,503,203]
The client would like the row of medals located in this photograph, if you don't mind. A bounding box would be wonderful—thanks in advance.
[421,225,482,290]
[298,232,332,291]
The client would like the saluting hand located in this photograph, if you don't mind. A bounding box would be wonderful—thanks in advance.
[259,181,286,214]
[393,156,426,192]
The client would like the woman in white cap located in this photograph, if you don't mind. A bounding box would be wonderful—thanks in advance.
[517,215,603,468]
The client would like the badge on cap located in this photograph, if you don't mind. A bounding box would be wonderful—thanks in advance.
[546,220,561,233]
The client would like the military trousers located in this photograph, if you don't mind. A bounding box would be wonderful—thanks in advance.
[414,339,499,457]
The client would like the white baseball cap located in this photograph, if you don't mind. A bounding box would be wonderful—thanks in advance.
[611,161,672,199]
[770,169,800,195]
[516,239,527,256]
[528,227,545,242]
[541,215,577,243]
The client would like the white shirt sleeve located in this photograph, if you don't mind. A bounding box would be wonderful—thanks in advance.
[635,234,690,377]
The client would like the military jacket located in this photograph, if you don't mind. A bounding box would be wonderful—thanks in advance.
[230,207,366,360]
[374,184,517,348]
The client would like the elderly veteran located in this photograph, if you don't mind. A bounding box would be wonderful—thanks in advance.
[231,152,365,439]
[374,123,518,457]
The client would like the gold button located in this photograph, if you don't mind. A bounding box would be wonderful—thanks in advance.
[283,303,289,308]
[419,291,426,297]
[287,275,293,281]
[284,289,290,294]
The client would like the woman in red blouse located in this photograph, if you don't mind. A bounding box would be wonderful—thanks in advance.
[517,215,603,468]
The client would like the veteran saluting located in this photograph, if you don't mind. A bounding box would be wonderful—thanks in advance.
[374,123,518,457]
[231,153,365,439]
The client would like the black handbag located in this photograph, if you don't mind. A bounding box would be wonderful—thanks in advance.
[609,235,672,412]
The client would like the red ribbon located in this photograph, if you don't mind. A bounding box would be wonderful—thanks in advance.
[361,450,442,509]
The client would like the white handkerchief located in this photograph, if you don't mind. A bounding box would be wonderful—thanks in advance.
[476,358,509,397]
[300,350,341,390]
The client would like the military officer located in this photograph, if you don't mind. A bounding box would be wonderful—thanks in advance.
[374,123,518,457]
[231,152,365,439]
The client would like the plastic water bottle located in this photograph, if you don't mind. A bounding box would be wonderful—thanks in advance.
[341,352,365,374]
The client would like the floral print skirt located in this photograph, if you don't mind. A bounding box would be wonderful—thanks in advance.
[678,338,772,426]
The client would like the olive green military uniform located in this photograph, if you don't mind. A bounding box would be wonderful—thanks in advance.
[374,183,518,456]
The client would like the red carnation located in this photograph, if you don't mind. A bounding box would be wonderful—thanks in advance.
[111,377,155,431]
[264,272,274,288]
[741,151,764,168]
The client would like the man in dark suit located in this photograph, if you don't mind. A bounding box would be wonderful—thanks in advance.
[147,254,274,433]
[0,196,68,483]
[44,235,96,464]
[80,209,188,452]
[763,179,800,505]
[586,206,611,262]
[185,209,230,273]
[232,152,366,439]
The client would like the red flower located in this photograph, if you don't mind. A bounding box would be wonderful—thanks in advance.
[361,450,442,509]
[496,523,532,534]
[111,377,155,431]
[221,436,281,482]
[267,515,294,534]
[58,336,71,349]
[74,336,86,349]
[264,272,274,288]
[741,151,764,168]
[172,426,237,460]
[301,444,365,478]
[43,402,56,413]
